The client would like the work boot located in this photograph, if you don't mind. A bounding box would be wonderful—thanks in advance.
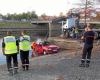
[86,60,90,68]
[8,69,13,76]
[14,69,18,74]
[79,63,85,67]
[85,63,90,68]
[26,65,29,70]
[79,59,85,67]
[22,65,25,71]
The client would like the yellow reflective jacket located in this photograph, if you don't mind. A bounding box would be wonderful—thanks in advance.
[4,36,17,54]
[19,35,30,51]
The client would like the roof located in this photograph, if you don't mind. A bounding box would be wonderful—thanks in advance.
[31,16,66,24]
[31,20,52,24]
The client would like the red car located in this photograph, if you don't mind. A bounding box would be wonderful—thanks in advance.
[31,41,60,56]
[31,42,44,56]
[42,41,60,54]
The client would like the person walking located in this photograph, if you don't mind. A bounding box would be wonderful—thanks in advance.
[2,31,19,75]
[79,24,95,67]
[19,31,31,71]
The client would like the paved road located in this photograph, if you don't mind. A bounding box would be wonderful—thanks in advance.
[0,49,100,80]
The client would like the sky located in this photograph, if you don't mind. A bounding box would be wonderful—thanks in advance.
[0,0,80,16]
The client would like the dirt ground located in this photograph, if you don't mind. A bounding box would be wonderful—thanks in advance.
[0,37,100,80]
[48,37,100,55]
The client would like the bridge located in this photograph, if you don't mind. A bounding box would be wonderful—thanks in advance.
[80,20,100,24]
[0,18,100,38]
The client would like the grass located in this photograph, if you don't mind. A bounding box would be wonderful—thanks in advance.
[0,22,33,27]
[95,24,100,28]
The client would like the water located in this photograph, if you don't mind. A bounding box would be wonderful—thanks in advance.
[0,39,6,64]
[0,39,32,65]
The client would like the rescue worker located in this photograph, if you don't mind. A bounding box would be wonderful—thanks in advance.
[19,31,31,71]
[74,27,79,39]
[81,27,88,45]
[79,24,95,67]
[31,42,37,57]
[2,31,19,75]
[31,41,44,57]
[35,42,43,56]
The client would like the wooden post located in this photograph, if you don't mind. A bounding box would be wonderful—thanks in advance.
[85,0,87,26]
[61,21,64,34]
[49,22,51,38]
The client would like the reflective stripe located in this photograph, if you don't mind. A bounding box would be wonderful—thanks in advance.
[4,36,16,43]
[81,59,85,61]
[14,67,18,69]
[86,59,90,61]
[22,64,29,66]
[25,64,29,65]
[5,49,17,52]
[9,68,13,70]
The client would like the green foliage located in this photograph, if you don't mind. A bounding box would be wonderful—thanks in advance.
[0,22,33,27]
[1,11,38,21]
[95,24,100,28]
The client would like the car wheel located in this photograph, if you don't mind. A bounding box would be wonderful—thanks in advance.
[43,51,46,55]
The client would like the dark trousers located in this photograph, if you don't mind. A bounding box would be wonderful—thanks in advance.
[20,50,29,68]
[6,53,18,71]
[81,44,93,64]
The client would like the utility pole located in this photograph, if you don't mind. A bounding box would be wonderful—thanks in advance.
[84,0,88,26]
[48,22,51,38]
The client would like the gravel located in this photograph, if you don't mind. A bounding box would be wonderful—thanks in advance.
[0,49,100,80]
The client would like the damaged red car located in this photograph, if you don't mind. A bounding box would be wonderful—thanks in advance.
[42,41,60,54]
[31,41,60,56]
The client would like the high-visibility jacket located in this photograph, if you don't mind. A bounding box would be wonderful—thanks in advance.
[31,42,37,50]
[4,36,17,54]
[19,35,30,51]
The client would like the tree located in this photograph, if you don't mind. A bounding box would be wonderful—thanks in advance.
[30,11,38,20]
[80,0,94,24]
[75,0,100,24]
[1,11,38,21]
[40,13,47,20]
[59,12,64,17]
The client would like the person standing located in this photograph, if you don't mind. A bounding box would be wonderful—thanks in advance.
[2,31,19,75]
[74,27,79,39]
[19,31,31,71]
[81,27,88,45]
[80,24,95,67]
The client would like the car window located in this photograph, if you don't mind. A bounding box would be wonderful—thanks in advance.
[42,41,49,46]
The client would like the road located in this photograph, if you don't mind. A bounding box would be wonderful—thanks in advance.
[0,49,100,80]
